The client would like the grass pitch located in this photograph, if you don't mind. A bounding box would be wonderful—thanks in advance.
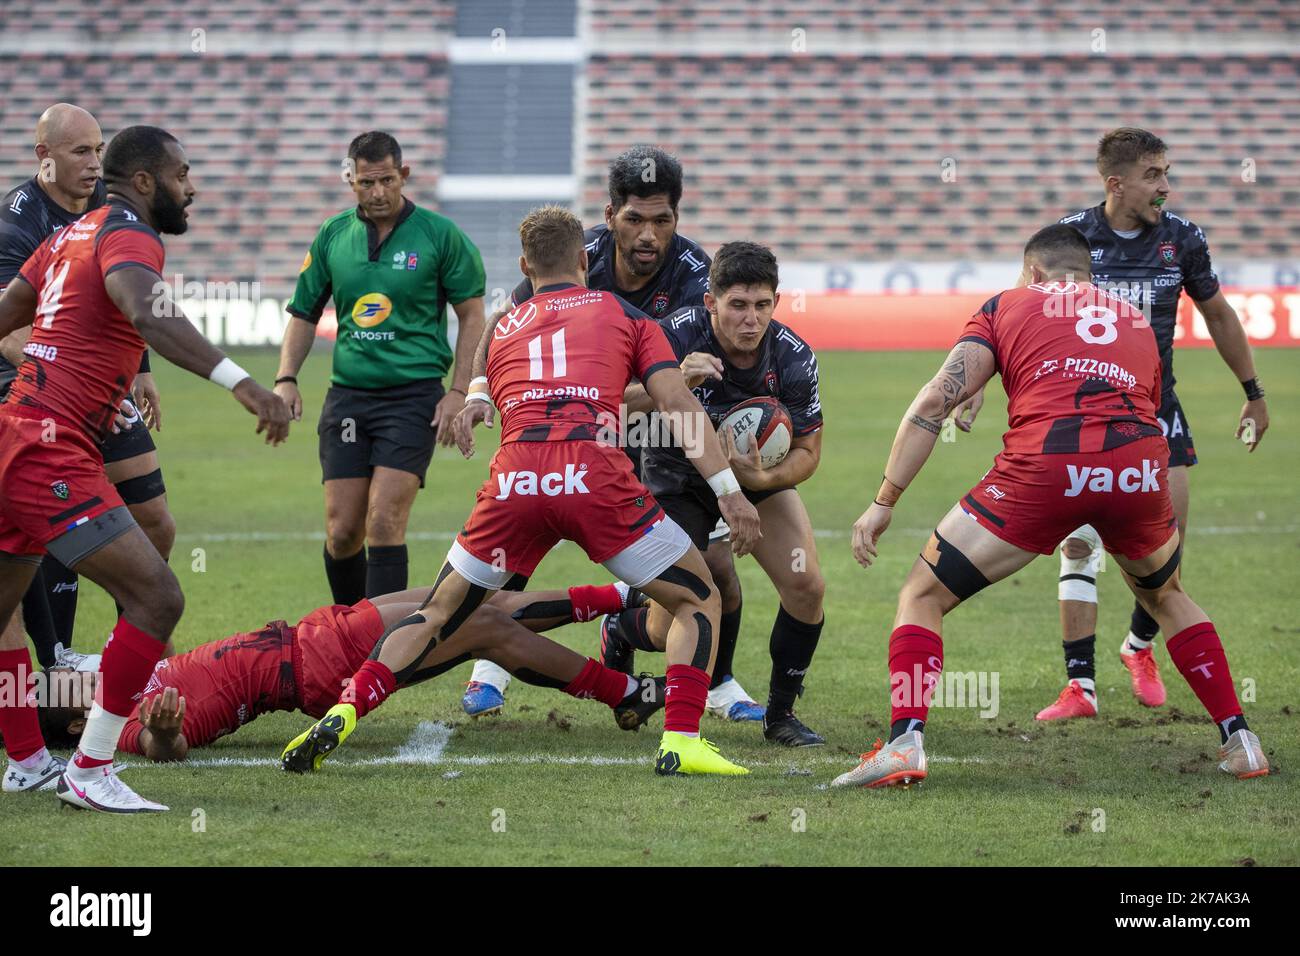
[2,346,1296,866]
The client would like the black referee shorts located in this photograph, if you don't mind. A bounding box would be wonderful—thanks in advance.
[318,379,444,487]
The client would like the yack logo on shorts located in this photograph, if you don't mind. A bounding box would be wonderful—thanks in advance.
[494,463,589,499]
[1064,459,1161,498]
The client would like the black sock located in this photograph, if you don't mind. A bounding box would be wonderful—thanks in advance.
[890,717,925,742]
[1129,602,1160,645]
[1063,634,1096,686]
[710,599,743,690]
[41,554,79,651]
[21,563,59,668]
[366,545,408,598]
[1219,714,1249,744]
[766,605,823,718]
[618,607,657,652]
[324,544,367,605]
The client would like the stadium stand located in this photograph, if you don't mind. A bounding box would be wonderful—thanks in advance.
[581,53,1300,263]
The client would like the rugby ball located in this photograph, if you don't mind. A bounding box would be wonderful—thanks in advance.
[718,397,793,469]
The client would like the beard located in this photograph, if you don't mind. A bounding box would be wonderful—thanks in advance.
[152,188,189,235]
[620,243,664,277]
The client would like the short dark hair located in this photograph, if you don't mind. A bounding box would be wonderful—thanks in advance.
[709,241,779,297]
[519,205,585,276]
[1023,224,1092,274]
[349,131,402,168]
[101,125,179,188]
[34,701,83,751]
[1096,127,1167,178]
[608,145,683,213]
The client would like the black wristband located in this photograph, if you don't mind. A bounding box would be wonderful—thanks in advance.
[275,376,297,386]
[1242,377,1264,401]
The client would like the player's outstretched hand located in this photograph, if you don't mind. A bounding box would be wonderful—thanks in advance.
[274,380,303,422]
[851,502,893,568]
[680,351,724,389]
[949,387,985,433]
[139,686,185,736]
[1237,398,1268,452]
[234,378,292,445]
[719,491,761,557]
[132,371,163,431]
[432,389,467,447]
[452,400,493,459]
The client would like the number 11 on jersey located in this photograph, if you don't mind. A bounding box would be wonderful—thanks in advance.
[528,327,567,379]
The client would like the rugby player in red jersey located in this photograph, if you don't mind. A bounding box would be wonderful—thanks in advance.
[833,225,1267,789]
[282,206,762,777]
[0,126,291,812]
[23,582,665,763]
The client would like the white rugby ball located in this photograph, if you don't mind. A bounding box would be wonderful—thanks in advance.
[717,397,793,469]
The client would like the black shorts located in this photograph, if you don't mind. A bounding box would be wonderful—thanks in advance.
[318,379,444,486]
[99,401,158,464]
[1158,390,1197,468]
[656,479,782,551]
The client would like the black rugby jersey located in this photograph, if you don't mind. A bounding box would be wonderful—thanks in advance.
[640,306,822,497]
[510,224,710,319]
[1059,203,1219,397]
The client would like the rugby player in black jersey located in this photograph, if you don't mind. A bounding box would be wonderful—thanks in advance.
[0,104,175,672]
[603,241,826,746]
[958,129,1270,721]
[459,148,767,724]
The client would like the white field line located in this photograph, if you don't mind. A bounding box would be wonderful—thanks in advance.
[122,720,984,770]
[177,524,1298,544]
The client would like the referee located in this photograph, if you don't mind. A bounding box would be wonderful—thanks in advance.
[275,131,486,604]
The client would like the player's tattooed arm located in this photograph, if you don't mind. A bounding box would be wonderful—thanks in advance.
[885,341,996,499]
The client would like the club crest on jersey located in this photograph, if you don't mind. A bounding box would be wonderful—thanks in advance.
[1159,242,1176,265]
[765,370,779,394]
[51,481,69,500]
[652,292,670,316]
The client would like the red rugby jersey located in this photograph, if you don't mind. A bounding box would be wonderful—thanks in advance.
[960,281,1164,456]
[487,283,679,444]
[7,200,161,441]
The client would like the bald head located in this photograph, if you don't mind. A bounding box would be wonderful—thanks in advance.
[36,103,100,149]
[33,103,104,211]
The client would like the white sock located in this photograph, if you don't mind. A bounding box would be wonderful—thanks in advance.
[72,702,128,764]
[623,674,639,698]
[1073,677,1097,695]
[1124,632,1153,653]
[469,659,511,692]
[14,747,50,771]
[677,731,699,738]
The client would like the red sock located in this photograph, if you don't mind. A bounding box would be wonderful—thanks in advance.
[664,663,709,734]
[888,625,944,725]
[97,616,166,716]
[563,658,633,708]
[1167,622,1242,725]
[340,659,395,718]
[569,584,625,623]
[0,648,43,762]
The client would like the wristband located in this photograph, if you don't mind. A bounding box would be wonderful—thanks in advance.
[470,376,488,387]
[209,357,251,391]
[707,468,742,498]
[465,391,494,407]
[448,386,467,396]
[873,498,894,509]
[1242,377,1265,401]
[275,375,297,385]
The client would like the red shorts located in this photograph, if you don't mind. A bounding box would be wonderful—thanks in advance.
[457,440,664,578]
[960,436,1176,560]
[0,406,124,559]
[294,599,386,718]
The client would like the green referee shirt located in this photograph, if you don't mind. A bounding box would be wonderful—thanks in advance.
[287,198,486,388]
